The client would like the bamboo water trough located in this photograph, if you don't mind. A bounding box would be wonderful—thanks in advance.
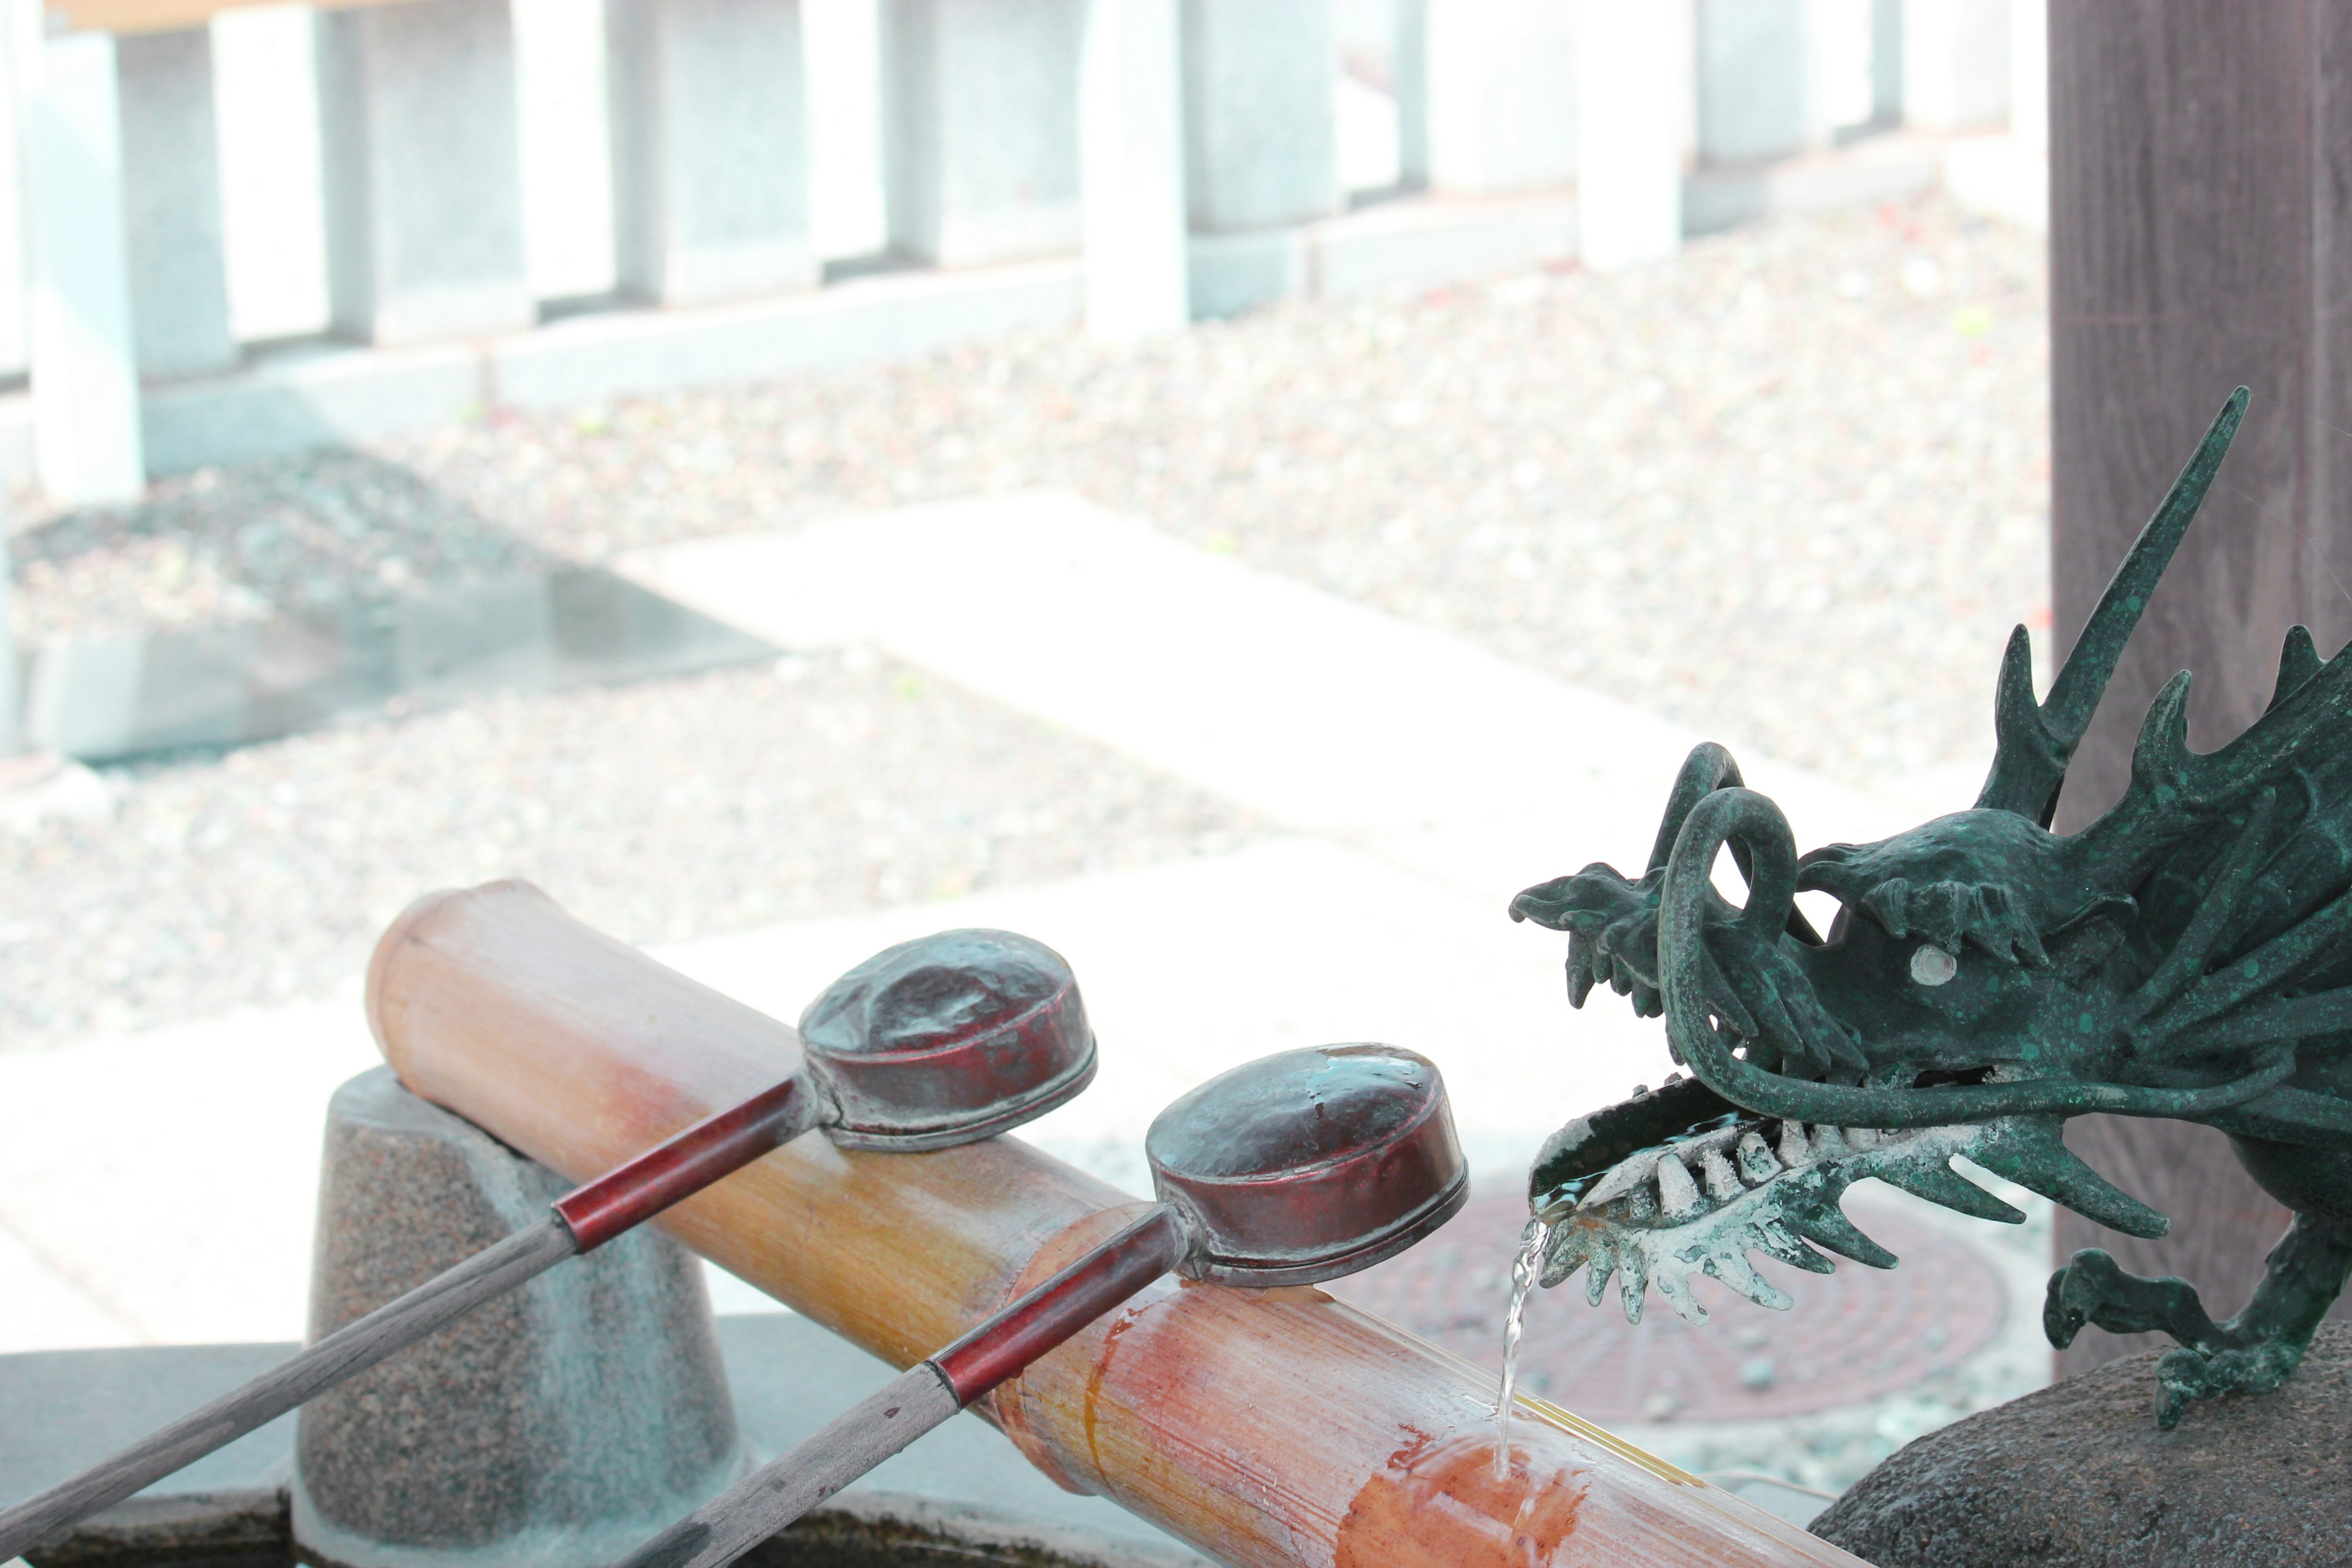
[366,880,1867,1568]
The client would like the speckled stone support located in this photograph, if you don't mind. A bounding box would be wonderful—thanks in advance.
[1812,1323,2352,1567]
[293,1068,741,1568]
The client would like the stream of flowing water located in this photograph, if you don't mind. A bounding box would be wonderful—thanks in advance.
[1493,1215,1550,1480]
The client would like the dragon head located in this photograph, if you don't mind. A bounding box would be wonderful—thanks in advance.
[1513,388,2348,1322]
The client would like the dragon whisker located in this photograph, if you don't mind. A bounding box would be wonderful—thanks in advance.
[2217,1084,2352,1137]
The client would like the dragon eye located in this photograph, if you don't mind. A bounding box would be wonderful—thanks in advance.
[1910,944,1959,986]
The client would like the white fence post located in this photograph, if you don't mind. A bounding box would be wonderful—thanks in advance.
[880,0,1085,267]
[1404,0,1577,195]
[118,27,236,379]
[2006,0,2042,153]
[18,20,143,503]
[1574,0,1681,269]
[1695,0,1818,164]
[0,5,27,382]
[210,4,331,344]
[607,0,815,305]
[316,0,533,345]
[1939,0,2038,228]
[0,546,16,756]
[1081,0,1186,338]
[1899,0,2008,132]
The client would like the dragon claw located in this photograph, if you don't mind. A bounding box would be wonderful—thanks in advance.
[2150,1342,2301,1430]
[2040,1222,2352,1427]
[2039,1248,2158,1350]
[2153,1351,2206,1430]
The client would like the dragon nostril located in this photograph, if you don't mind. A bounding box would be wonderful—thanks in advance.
[1910,944,1959,986]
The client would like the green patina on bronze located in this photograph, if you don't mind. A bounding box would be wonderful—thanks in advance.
[1512,388,2352,1429]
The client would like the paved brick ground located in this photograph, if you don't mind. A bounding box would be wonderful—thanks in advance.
[1332,1188,2009,1425]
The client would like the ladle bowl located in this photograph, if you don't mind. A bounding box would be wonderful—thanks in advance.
[1147,1044,1467,1286]
[801,928,1096,1150]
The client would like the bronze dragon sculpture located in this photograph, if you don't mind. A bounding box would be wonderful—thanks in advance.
[1512,388,2352,1428]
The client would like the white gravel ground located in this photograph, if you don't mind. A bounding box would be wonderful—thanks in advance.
[1,192,2048,1047]
[0,655,1263,1046]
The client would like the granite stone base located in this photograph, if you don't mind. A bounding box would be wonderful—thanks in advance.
[293,1068,741,1568]
[1812,1322,2352,1567]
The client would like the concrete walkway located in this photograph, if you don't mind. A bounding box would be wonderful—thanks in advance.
[0,492,1977,1354]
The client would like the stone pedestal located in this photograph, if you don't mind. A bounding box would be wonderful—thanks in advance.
[1695,0,1819,165]
[607,0,816,306]
[1180,0,1338,233]
[1812,1324,2352,1567]
[116,28,236,380]
[881,0,1086,266]
[316,0,534,345]
[293,1068,740,1568]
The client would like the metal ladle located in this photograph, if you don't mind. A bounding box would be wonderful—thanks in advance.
[614,1042,1468,1568]
[0,922,1095,1562]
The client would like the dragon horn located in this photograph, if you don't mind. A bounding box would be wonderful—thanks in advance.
[2271,624,2323,710]
[1975,386,2247,825]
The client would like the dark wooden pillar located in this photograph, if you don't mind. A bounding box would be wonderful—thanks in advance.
[2049,6,2352,1374]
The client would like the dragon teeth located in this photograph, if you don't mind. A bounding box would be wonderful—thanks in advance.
[1700,1149,1743,1200]
[1811,1124,1850,1158]
[1580,1149,1663,1211]
[1735,1130,1779,1184]
[1654,1152,1704,1219]
[1776,1121,1809,1167]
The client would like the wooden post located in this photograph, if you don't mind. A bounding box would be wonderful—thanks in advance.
[2048,4,2352,1374]
[367,881,1865,1568]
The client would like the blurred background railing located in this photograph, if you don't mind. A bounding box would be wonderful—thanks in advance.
[0,0,2045,507]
